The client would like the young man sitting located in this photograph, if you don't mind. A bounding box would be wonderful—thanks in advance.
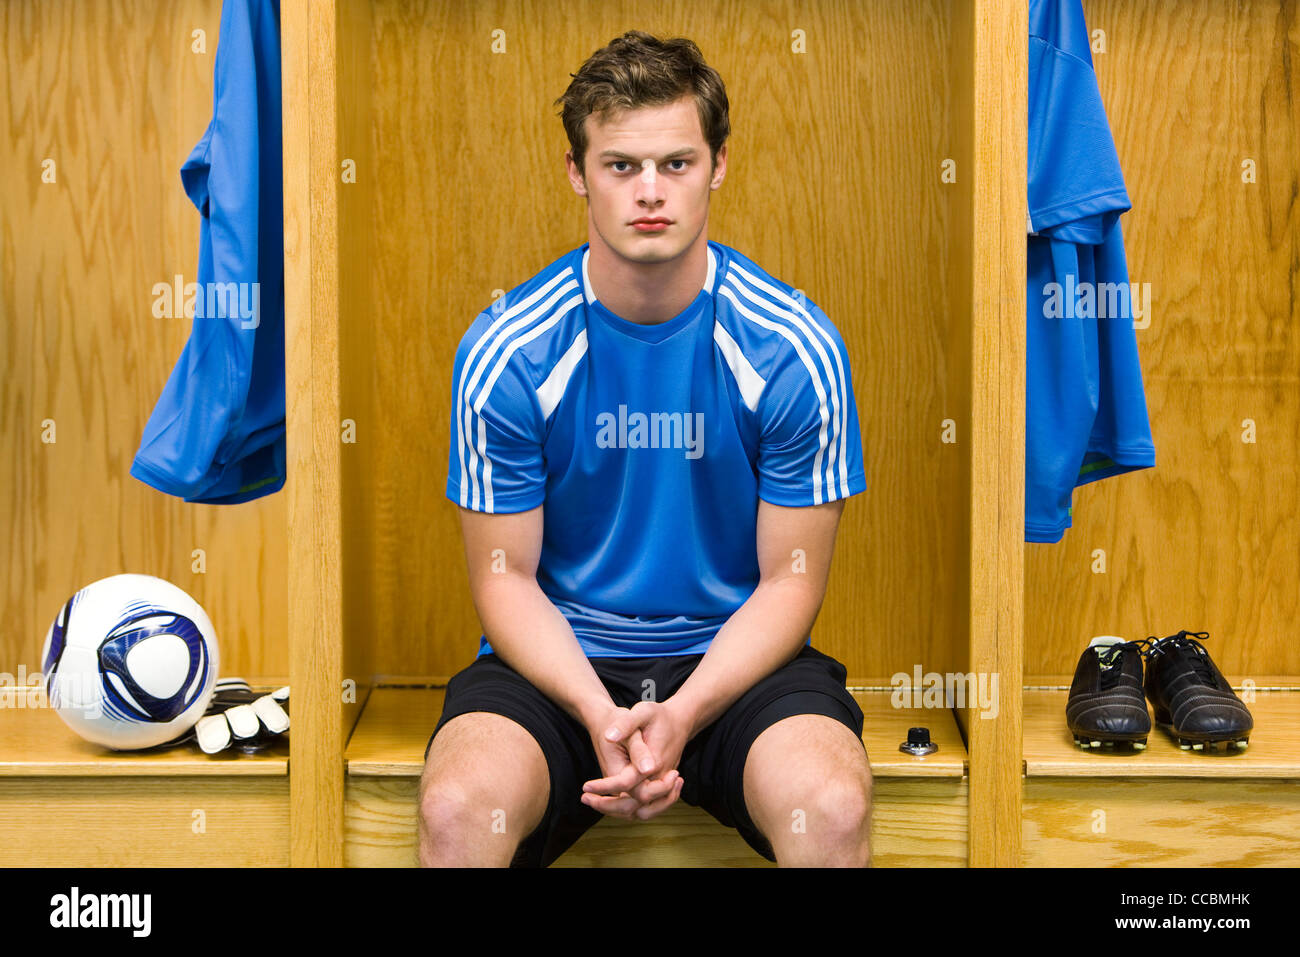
[420,30,871,867]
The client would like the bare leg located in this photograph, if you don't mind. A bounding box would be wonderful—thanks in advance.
[418,712,551,867]
[742,714,872,867]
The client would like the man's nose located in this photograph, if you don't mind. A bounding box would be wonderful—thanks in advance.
[636,159,665,202]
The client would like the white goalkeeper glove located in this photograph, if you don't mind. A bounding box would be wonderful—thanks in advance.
[167,677,290,754]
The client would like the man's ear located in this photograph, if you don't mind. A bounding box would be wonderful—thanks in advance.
[566,150,589,197]
[711,144,727,190]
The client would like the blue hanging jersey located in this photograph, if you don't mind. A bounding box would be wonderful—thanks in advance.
[131,0,285,505]
[1026,0,1155,542]
[449,240,867,658]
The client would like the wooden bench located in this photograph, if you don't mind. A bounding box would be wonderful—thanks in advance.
[343,686,969,867]
[0,686,289,866]
[8,683,1294,865]
[1022,687,1300,866]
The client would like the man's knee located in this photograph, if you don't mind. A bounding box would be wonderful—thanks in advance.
[744,714,872,865]
[807,770,871,840]
[418,782,480,843]
[418,712,550,863]
[769,764,871,861]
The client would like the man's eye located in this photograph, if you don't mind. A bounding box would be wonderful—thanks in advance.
[611,160,688,173]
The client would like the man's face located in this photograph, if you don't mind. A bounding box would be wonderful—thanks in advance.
[566,95,726,264]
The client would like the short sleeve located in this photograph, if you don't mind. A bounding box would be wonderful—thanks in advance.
[756,309,867,507]
[1028,34,1130,232]
[446,316,546,513]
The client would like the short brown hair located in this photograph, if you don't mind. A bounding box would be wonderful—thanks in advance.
[554,31,730,180]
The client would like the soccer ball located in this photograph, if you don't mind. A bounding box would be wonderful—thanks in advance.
[40,574,219,750]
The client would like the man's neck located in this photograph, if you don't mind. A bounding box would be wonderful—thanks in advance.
[587,234,708,325]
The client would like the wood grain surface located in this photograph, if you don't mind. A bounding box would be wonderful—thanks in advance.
[339,0,967,685]
[1,0,289,681]
[1025,1,1300,677]
[1024,778,1300,867]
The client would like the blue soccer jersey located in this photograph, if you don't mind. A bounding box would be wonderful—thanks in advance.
[1026,0,1155,542]
[448,240,867,657]
[131,0,285,505]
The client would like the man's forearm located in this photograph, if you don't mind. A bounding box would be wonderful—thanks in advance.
[668,577,823,739]
[470,573,614,729]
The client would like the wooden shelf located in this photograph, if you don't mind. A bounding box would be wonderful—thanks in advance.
[0,685,289,776]
[1024,688,1300,778]
[0,683,291,865]
[1022,688,1300,866]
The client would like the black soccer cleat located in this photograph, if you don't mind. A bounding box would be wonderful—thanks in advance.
[1142,630,1253,752]
[1066,636,1152,751]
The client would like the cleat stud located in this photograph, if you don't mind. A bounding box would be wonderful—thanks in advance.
[1090,740,1101,748]
[1179,743,1191,750]
[1192,743,1204,751]
[1133,742,1147,750]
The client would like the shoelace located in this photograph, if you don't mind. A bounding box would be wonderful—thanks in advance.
[1095,638,1153,687]
[1142,630,1216,684]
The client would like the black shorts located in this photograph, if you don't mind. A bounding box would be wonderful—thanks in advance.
[424,643,865,867]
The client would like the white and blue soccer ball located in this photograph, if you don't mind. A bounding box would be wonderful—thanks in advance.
[40,574,219,750]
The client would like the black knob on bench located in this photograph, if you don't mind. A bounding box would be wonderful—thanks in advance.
[900,726,938,755]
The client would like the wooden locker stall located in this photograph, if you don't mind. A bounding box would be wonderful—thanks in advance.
[1020,0,1300,866]
[9,0,1293,870]
[0,0,291,866]
[292,0,1027,867]
[2,0,1027,868]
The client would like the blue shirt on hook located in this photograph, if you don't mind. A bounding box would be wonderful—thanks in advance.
[132,0,285,504]
[1026,0,1156,542]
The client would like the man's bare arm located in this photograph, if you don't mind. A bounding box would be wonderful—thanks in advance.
[457,504,680,812]
[457,504,613,729]
[665,497,847,739]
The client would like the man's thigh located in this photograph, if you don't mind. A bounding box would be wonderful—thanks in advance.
[676,644,866,862]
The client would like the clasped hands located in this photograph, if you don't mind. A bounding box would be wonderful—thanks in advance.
[581,699,691,821]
